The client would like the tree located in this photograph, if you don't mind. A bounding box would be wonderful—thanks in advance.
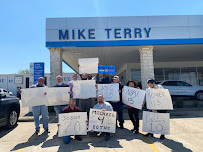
[18,69,29,74]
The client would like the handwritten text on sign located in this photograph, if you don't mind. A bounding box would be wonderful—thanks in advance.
[146,89,173,110]
[142,111,170,135]
[73,80,96,99]
[58,112,87,137]
[122,86,145,109]
[97,83,119,102]
[88,109,116,133]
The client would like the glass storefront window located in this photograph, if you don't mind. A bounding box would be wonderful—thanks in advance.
[197,67,203,86]
[181,67,197,85]
[165,68,180,80]
[154,68,164,82]
[131,69,141,82]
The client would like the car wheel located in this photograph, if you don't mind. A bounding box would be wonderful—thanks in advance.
[6,108,18,128]
[195,91,203,101]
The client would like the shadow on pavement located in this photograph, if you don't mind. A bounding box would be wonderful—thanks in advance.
[0,125,18,138]
[10,132,49,151]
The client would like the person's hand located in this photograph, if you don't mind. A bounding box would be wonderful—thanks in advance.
[44,92,47,95]
[68,92,71,95]
[86,120,88,123]
[19,90,22,94]
[154,86,158,89]
[71,84,73,89]
[90,130,94,132]
[57,123,60,127]
[152,110,156,113]
[102,109,106,111]
[118,90,121,93]
[142,102,144,108]
[95,84,98,89]
[122,88,124,92]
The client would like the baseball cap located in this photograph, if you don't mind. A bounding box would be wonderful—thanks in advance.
[113,76,119,80]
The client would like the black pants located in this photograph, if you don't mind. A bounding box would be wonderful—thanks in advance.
[128,108,139,130]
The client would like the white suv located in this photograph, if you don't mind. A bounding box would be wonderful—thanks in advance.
[159,81,203,101]
[0,88,13,96]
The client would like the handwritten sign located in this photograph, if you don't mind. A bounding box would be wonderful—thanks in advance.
[78,58,99,74]
[97,83,120,102]
[73,80,96,99]
[142,111,170,135]
[88,109,116,133]
[45,87,70,106]
[21,88,46,108]
[122,86,146,109]
[58,112,87,137]
[146,89,173,110]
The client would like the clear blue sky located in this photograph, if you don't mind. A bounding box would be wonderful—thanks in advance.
[0,0,202,74]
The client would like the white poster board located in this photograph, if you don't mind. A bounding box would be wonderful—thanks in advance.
[146,89,173,110]
[73,80,96,99]
[45,87,70,106]
[97,83,120,102]
[58,112,87,137]
[142,111,170,135]
[78,58,99,74]
[122,86,146,109]
[88,109,116,133]
[21,88,46,108]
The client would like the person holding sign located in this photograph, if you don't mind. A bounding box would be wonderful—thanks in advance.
[53,75,70,116]
[20,77,49,135]
[57,98,83,144]
[99,74,112,84]
[78,73,95,116]
[125,80,142,134]
[144,79,166,140]
[111,76,124,129]
[90,94,113,141]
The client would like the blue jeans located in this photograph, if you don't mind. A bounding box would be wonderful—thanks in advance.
[110,102,124,124]
[54,105,68,115]
[63,136,70,144]
[32,105,49,131]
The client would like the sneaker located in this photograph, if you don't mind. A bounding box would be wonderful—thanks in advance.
[160,135,165,140]
[144,133,154,137]
[105,136,110,141]
[134,130,139,134]
[75,136,82,141]
[45,129,50,133]
[119,123,124,129]
[35,130,39,135]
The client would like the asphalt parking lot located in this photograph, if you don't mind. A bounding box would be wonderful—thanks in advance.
[0,106,203,152]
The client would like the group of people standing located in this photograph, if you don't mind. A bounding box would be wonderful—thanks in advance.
[21,73,166,144]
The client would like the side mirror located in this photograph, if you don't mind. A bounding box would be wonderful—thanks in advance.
[0,94,6,99]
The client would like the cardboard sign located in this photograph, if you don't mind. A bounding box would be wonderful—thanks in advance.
[97,83,120,102]
[58,112,87,137]
[88,109,116,133]
[73,80,96,99]
[21,88,46,108]
[146,89,173,110]
[45,87,70,106]
[78,58,99,74]
[142,111,170,135]
[122,86,146,109]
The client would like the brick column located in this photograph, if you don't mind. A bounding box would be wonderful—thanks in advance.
[50,48,63,87]
[139,46,154,90]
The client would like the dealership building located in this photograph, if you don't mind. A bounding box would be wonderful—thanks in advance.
[1,15,203,96]
[46,15,203,89]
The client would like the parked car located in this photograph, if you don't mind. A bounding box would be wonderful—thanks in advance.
[0,94,20,128]
[0,88,13,96]
[159,80,203,100]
